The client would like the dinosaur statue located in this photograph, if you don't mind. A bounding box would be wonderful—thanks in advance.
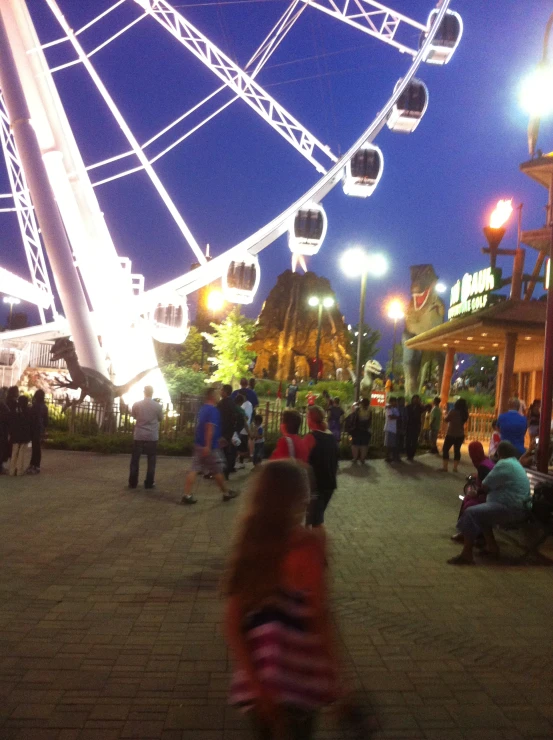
[360,358,383,397]
[402,265,445,397]
[51,337,154,406]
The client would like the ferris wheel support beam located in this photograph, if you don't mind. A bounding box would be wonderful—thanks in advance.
[299,0,424,56]
[144,0,452,302]
[0,91,57,324]
[0,6,106,375]
[134,0,338,173]
[45,0,206,266]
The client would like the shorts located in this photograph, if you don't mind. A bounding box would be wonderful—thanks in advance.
[191,446,225,476]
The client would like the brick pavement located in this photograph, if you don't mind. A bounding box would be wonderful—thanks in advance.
[1,450,553,740]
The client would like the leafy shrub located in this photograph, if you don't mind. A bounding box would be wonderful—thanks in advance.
[161,364,207,400]
[44,432,194,455]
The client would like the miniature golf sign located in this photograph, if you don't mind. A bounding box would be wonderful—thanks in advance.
[448,267,501,320]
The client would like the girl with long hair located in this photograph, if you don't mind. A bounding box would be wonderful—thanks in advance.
[224,460,339,739]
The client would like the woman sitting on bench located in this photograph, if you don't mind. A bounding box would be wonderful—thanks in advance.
[448,441,530,565]
[451,441,495,543]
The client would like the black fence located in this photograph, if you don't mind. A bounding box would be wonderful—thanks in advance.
[46,396,494,449]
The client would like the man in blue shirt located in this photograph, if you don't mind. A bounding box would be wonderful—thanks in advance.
[497,398,528,456]
[231,378,258,409]
[182,388,238,504]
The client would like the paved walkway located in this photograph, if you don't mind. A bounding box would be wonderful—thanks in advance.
[1,450,553,740]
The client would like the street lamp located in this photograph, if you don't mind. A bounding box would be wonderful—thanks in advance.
[308,294,335,380]
[435,282,447,294]
[386,299,405,385]
[340,248,389,401]
[3,295,20,329]
[521,13,553,472]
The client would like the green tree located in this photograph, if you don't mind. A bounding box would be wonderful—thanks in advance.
[463,355,498,387]
[155,326,204,368]
[161,364,207,400]
[347,323,381,371]
[206,307,255,385]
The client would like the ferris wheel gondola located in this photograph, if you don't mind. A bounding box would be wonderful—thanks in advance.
[223,254,260,304]
[147,294,189,344]
[342,143,384,198]
[387,78,428,133]
[420,9,463,65]
[288,203,327,271]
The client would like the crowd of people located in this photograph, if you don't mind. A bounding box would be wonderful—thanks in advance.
[0,385,48,476]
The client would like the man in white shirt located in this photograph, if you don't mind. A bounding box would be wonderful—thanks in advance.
[237,395,253,468]
[128,385,163,489]
[384,396,400,463]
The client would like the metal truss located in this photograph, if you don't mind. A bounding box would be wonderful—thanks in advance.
[300,0,426,56]
[134,0,338,173]
[0,92,56,324]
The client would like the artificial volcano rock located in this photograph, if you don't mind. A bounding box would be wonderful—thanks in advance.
[250,270,351,380]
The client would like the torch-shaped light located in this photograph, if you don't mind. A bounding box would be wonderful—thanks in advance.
[483,199,513,267]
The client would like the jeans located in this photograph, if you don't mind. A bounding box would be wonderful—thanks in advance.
[442,434,464,461]
[129,440,157,488]
[457,502,527,540]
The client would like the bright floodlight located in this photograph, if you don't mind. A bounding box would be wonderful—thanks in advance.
[308,296,319,307]
[207,288,225,313]
[436,282,447,293]
[520,64,553,118]
[489,199,513,229]
[323,296,335,308]
[387,299,405,321]
[3,296,21,306]
[340,248,388,278]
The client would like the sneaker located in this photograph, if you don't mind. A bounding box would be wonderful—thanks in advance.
[181,494,198,505]
[144,483,156,490]
[222,489,239,502]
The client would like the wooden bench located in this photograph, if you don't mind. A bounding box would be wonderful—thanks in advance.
[498,468,553,562]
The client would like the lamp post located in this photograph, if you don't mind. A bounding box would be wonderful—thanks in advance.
[308,295,335,380]
[386,299,405,386]
[521,13,553,472]
[340,248,388,402]
[3,295,20,329]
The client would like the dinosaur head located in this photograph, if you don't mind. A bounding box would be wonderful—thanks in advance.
[410,265,438,311]
[51,337,77,362]
[364,359,383,377]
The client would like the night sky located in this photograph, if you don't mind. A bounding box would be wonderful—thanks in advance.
[1,0,552,364]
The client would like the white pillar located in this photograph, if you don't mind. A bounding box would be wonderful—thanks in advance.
[0,8,106,375]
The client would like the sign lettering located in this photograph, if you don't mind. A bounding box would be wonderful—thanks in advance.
[448,267,501,320]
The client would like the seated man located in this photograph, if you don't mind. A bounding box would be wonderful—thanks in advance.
[448,441,530,565]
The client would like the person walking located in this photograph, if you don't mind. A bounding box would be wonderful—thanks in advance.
[128,385,163,490]
[182,388,238,504]
[441,397,469,472]
[218,384,240,479]
[286,379,298,408]
[224,460,340,739]
[347,398,372,464]
[304,406,338,528]
[327,397,344,445]
[232,377,258,409]
[384,397,400,463]
[27,389,48,474]
[429,396,442,454]
[497,398,528,457]
[405,394,424,461]
[8,394,33,476]
[236,393,253,468]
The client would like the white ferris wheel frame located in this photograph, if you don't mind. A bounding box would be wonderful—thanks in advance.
[0,0,455,397]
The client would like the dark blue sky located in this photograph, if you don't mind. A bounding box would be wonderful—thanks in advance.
[1,0,552,363]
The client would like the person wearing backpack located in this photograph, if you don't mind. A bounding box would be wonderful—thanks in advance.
[346,398,372,465]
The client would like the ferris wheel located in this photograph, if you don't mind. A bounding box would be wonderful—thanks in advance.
[0,0,462,402]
